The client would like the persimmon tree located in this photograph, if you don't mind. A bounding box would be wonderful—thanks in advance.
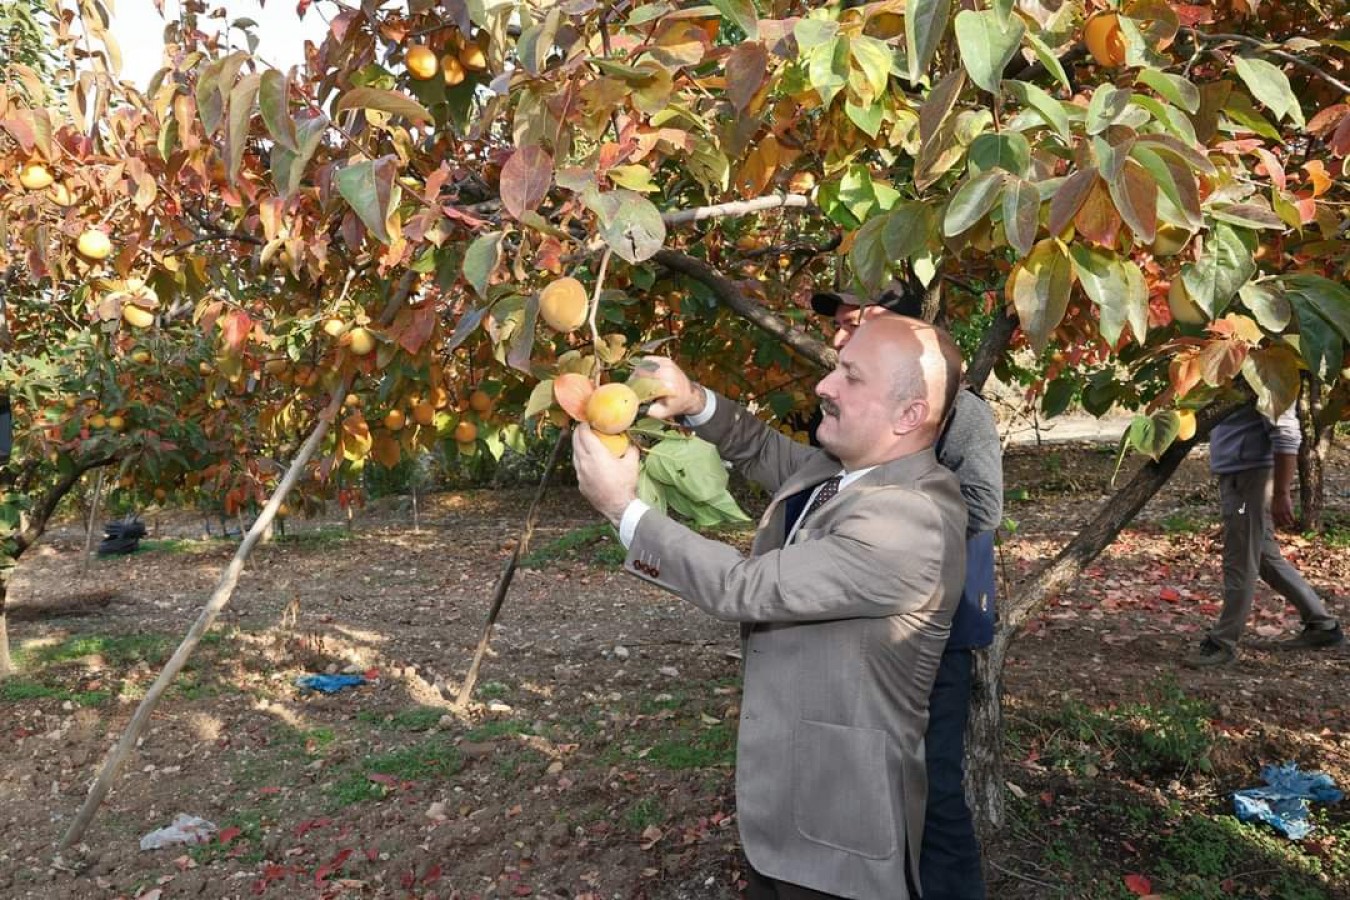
[2,0,1349,850]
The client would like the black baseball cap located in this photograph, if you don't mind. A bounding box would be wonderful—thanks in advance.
[810,277,925,318]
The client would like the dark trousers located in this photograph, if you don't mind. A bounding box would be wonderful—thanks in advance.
[919,648,986,899]
[746,865,918,899]
[745,867,844,899]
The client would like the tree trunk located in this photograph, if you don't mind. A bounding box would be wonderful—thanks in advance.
[0,570,12,679]
[965,648,1004,833]
[968,395,1246,841]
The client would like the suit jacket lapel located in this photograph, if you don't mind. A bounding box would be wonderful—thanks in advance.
[752,455,843,555]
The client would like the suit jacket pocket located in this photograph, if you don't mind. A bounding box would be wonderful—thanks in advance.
[793,719,898,860]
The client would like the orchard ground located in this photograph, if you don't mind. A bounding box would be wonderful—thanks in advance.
[2,439,1348,900]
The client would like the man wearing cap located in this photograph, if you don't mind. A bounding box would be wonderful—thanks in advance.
[811,282,1002,900]
[572,315,969,898]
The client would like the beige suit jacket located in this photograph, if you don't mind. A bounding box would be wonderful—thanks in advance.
[624,394,967,899]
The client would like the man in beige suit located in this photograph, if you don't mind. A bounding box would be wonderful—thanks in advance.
[572,316,968,899]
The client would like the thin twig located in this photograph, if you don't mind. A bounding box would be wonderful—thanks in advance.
[1194,30,1350,96]
[988,860,1059,889]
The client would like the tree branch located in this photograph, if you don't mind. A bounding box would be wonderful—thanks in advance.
[988,392,1248,674]
[652,249,833,370]
[1193,30,1350,96]
[662,193,810,226]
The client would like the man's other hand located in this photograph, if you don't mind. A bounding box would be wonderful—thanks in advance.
[633,357,706,421]
[573,423,640,526]
[1272,489,1297,530]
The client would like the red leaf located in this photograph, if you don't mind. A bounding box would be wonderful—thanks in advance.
[422,863,442,884]
[218,826,242,845]
[1159,587,1180,603]
[725,42,768,111]
[500,146,554,221]
[221,310,253,353]
[1124,873,1153,895]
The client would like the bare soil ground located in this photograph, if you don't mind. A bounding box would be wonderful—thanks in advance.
[2,444,1348,900]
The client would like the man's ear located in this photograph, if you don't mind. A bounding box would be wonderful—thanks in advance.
[893,399,929,435]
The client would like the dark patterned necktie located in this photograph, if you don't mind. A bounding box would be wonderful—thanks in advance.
[801,475,842,522]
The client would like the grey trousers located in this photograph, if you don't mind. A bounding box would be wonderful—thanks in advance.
[1209,467,1337,652]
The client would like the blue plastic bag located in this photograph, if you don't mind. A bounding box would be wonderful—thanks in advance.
[1232,762,1343,840]
[295,673,368,694]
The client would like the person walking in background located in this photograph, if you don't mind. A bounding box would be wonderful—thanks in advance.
[811,282,1001,899]
[1184,404,1343,668]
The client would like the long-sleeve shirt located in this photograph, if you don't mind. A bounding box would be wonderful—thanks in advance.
[1209,405,1300,475]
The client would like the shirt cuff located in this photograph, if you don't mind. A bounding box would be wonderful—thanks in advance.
[682,389,717,427]
[618,499,651,548]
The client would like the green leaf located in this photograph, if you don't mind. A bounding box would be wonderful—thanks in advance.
[637,468,669,515]
[850,35,894,105]
[1281,274,1350,341]
[462,231,504,300]
[1234,55,1304,127]
[1130,145,1202,229]
[607,164,659,193]
[593,190,666,263]
[943,169,1006,237]
[1222,92,1282,140]
[225,72,261,186]
[1007,239,1074,352]
[1208,202,1285,230]
[258,70,297,152]
[1006,80,1071,143]
[850,215,892,297]
[1069,246,1148,345]
[907,0,953,82]
[793,18,839,51]
[710,0,758,39]
[1041,377,1076,418]
[1002,177,1041,258]
[335,86,432,124]
[271,111,328,199]
[1127,410,1181,461]
[1238,281,1291,334]
[643,435,730,503]
[1136,68,1199,113]
[1085,85,1131,136]
[335,157,394,244]
[845,97,884,137]
[195,57,225,135]
[954,9,1024,95]
[968,132,1031,177]
[882,203,935,262]
[807,35,850,107]
[1181,222,1255,318]
[1023,27,1070,92]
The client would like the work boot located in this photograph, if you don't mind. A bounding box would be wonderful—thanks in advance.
[1183,638,1236,668]
[1269,623,1344,651]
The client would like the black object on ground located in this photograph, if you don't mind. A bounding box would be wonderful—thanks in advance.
[97,518,147,556]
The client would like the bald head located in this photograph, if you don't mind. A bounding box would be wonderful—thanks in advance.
[813,314,963,469]
[858,315,962,435]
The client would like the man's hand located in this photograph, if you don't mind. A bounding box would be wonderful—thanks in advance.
[1271,489,1297,530]
[572,424,640,526]
[632,357,706,421]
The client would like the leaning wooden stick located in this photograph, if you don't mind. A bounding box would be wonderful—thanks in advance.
[454,425,569,708]
[57,380,352,853]
[57,272,417,854]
